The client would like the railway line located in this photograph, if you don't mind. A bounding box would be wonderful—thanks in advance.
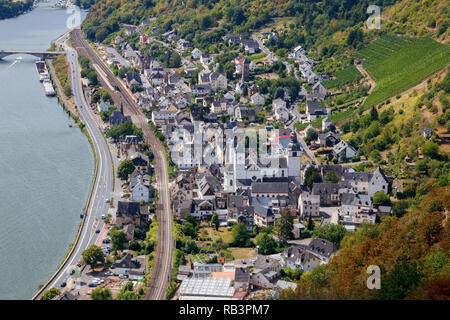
[71,28,173,300]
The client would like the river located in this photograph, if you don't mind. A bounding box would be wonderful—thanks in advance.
[0,2,91,299]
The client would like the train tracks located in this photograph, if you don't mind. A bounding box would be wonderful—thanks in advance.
[70,28,173,300]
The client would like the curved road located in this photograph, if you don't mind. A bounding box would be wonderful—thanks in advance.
[33,31,113,299]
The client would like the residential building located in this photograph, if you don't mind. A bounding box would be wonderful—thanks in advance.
[333,140,357,161]
[298,192,320,217]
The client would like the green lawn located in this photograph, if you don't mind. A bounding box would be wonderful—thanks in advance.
[246,52,267,61]
[357,34,450,110]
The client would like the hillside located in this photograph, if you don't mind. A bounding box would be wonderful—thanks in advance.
[280,187,450,300]
[0,0,33,20]
[383,0,449,43]
[81,0,399,48]
[357,34,450,109]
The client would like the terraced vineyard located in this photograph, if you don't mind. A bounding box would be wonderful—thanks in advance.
[323,65,362,89]
[357,34,450,109]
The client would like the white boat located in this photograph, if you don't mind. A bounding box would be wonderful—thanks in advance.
[39,73,50,82]
[42,79,56,96]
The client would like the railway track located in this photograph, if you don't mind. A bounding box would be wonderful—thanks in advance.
[70,28,173,300]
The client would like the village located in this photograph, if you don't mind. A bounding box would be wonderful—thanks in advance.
[62,22,402,301]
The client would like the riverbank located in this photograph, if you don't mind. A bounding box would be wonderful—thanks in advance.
[32,50,99,299]
[0,2,93,299]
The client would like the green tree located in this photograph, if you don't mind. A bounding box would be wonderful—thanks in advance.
[40,288,61,300]
[91,287,112,300]
[81,245,104,269]
[211,213,220,231]
[256,232,277,254]
[422,141,439,159]
[370,106,378,121]
[304,166,322,190]
[129,239,141,251]
[312,223,347,247]
[116,282,140,300]
[281,267,303,281]
[307,215,315,231]
[182,222,197,238]
[183,239,200,254]
[306,128,318,142]
[117,159,135,180]
[425,248,449,277]
[324,171,340,183]
[274,210,294,242]
[110,227,127,251]
[373,191,391,206]
[231,222,250,247]
[377,260,423,300]
[392,200,409,218]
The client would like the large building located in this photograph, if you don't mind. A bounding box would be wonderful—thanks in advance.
[223,130,303,192]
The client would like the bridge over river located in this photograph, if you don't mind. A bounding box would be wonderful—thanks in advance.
[0,50,64,60]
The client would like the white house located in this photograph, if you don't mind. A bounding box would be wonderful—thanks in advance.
[97,101,111,113]
[251,93,265,106]
[132,181,151,203]
[272,98,287,110]
[333,140,357,161]
[151,72,164,86]
[274,106,290,123]
[322,117,332,131]
[192,48,202,60]
[298,192,320,218]
[151,109,177,124]
[368,167,390,198]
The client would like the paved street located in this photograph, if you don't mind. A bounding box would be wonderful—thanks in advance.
[33,30,114,299]
[71,28,173,300]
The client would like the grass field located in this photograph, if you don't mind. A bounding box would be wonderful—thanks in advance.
[247,52,268,61]
[357,34,450,110]
[203,226,234,243]
[324,65,362,89]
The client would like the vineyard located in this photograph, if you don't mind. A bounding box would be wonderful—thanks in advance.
[357,34,450,109]
[323,65,362,89]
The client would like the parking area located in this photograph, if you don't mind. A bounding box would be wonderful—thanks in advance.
[68,268,136,299]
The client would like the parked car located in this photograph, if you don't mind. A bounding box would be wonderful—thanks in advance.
[60,282,66,287]
[76,262,81,267]
[104,271,113,276]
[101,214,106,220]
[105,198,110,203]
[88,283,97,287]
[119,274,128,279]
[95,229,100,233]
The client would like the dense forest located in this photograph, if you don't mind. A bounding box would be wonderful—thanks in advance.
[0,0,33,20]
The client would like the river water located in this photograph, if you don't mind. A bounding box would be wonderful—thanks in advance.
[0,2,91,299]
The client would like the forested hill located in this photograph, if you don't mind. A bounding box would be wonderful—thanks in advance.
[0,0,33,20]
[384,0,449,43]
[279,187,450,300]
[81,0,399,45]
